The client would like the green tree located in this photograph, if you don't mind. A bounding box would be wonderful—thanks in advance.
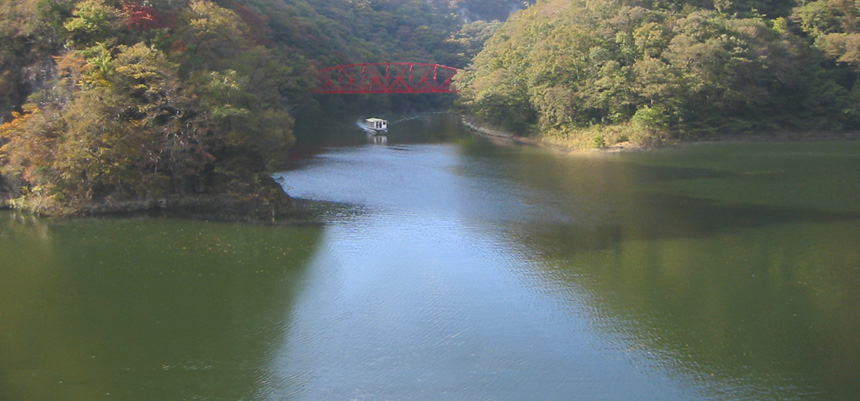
[63,0,123,47]
[110,43,208,191]
[794,0,860,73]
[458,0,855,145]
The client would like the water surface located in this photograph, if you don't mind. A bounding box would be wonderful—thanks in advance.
[2,116,859,400]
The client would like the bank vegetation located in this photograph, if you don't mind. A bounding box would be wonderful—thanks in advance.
[0,0,519,216]
[456,0,860,149]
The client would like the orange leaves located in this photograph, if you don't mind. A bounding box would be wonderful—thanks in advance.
[0,105,60,187]
[53,52,87,81]
[0,107,40,140]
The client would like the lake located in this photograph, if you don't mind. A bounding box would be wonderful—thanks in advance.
[2,114,859,400]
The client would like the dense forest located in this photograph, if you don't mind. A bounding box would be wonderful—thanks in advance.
[3,0,859,215]
[457,0,860,148]
[0,0,522,215]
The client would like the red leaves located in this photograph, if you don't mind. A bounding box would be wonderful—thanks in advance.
[231,3,270,45]
[170,39,187,54]
[122,2,174,31]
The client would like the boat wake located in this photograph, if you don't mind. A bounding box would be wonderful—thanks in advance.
[356,120,373,133]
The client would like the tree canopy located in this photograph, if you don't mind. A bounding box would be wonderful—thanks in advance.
[456,0,860,147]
[0,0,513,214]
[5,0,860,213]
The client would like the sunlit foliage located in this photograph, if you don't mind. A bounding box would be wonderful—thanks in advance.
[1,0,295,214]
[0,0,512,214]
[457,0,860,147]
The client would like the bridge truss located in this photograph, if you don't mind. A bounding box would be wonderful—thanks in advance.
[314,63,458,94]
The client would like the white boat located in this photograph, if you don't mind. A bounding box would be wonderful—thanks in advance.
[365,118,388,132]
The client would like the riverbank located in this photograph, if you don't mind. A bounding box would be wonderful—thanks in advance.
[80,192,295,223]
[461,116,652,153]
[0,174,19,210]
[461,115,860,153]
[0,174,306,224]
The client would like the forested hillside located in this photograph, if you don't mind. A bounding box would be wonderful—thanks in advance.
[0,0,513,215]
[457,0,860,148]
[9,0,856,216]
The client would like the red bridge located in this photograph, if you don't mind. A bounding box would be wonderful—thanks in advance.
[314,63,458,94]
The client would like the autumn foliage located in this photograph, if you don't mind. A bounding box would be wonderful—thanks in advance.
[122,2,174,31]
[0,0,301,215]
[231,3,269,44]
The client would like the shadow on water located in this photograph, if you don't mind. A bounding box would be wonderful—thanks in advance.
[485,146,860,400]
[453,140,860,254]
[277,125,860,400]
[522,192,860,257]
[514,199,860,400]
[0,212,324,401]
[288,112,469,164]
[446,138,860,399]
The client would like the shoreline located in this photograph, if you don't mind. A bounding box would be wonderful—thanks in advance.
[460,116,650,153]
[461,115,860,153]
[0,193,303,223]
[0,175,312,224]
[82,193,296,223]
[5,118,858,220]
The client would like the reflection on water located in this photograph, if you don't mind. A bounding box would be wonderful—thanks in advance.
[472,141,860,400]
[0,214,323,401]
[274,130,860,400]
[2,115,859,400]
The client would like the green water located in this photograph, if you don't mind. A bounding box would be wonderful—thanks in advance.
[0,217,323,400]
[2,117,859,400]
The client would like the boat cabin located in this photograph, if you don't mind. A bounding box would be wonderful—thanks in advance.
[365,118,388,131]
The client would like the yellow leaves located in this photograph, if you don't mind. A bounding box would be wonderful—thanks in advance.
[54,52,86,77]
[115,63,159,85]
[207,69,245,92]
[188,0,249,42]
[0,106,40,140]
[0,0,40,37]
[50,45,116,90]
[63,0,124,46]
[818,33,860,67]
[109,43,182,104]
[3,0,303,210]
[131,83,149,93]
[77,42,114,88]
